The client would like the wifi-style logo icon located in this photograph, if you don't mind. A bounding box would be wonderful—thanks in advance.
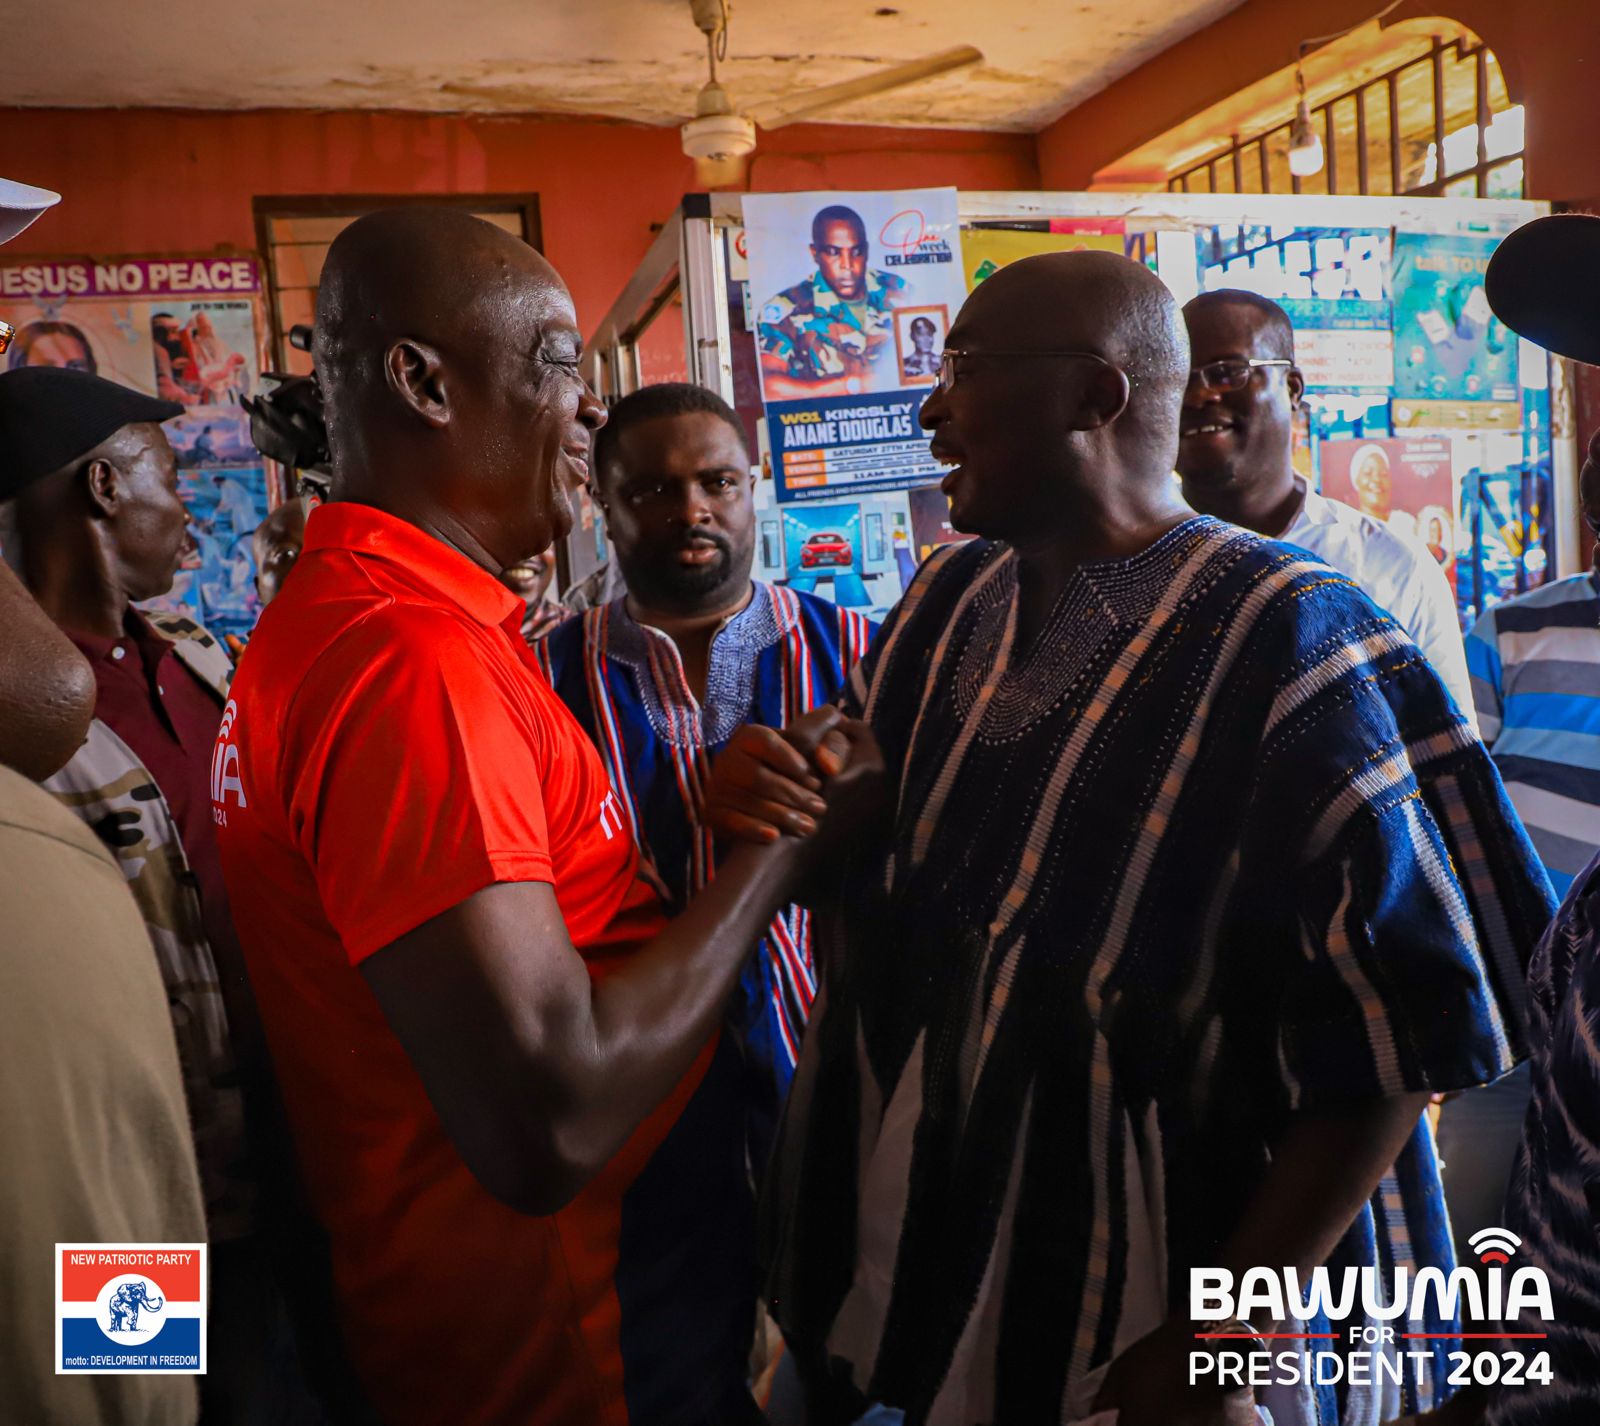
[1468,1227,1522,1265]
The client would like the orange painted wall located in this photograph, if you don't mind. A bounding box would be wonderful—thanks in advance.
[1037,0,1600,203]
[0,108,1038,338]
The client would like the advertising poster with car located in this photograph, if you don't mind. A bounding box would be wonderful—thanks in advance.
[1321,435,1459,593]
[1392,231,1517,403]
[743,188,967,502]
[774,491,915,620]
[0,254,274,639]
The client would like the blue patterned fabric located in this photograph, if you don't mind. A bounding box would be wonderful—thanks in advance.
[1487,851,1600,1425]
[1467,573,1600,896]
[540,583,875,1174]
[762,518,1556,1426]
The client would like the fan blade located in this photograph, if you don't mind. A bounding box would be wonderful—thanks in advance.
[693,151,751,190]
[747,45,982,130]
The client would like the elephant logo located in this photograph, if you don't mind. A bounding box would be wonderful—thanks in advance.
[103,1278,166,1336]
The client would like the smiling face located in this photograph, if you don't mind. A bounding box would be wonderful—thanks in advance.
[598,409,755,614]
[499,549,554,605]
[439,252,608,567]
[1351,448,1392,520]
[1176,299,1302,507]
[314,211,609,575]
[811,217,868,303]
[919,296,1089,541]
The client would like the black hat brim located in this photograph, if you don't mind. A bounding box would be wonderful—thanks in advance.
[1485,213,1600,368]
[0,368,185,502]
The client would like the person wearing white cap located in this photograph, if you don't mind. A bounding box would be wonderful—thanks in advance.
[0,176,208,1426]
[0,176,61,361]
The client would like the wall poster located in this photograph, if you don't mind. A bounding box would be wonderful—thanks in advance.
[1392,231,1517,404]
[744,189,967,503]
[0,255,273,640]
[1321,435,1459,593]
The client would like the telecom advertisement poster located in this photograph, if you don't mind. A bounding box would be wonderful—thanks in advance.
[1321,435,1459,593]
[1392,231,1518,405]
[744,188,967,503]
[0,255,272,639]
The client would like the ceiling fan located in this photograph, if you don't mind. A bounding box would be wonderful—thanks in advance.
[679,0,982,187]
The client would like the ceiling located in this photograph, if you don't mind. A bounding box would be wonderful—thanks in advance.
[10,0,1247,132]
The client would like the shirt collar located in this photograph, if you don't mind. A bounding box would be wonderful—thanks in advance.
[1288,476,1335,529]
[303,502,523,627]
[608,581,777,655]
[64,608,171,669]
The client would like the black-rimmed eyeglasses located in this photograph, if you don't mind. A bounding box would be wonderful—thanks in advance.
[937,347,1119,394]
[1187,358,1292,393]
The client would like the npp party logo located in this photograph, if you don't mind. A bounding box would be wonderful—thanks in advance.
[56,1243,206,1374]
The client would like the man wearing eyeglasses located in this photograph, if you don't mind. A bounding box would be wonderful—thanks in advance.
[718,250,1551,1426]
[1177,288,1473,717]
[758,204,906,391]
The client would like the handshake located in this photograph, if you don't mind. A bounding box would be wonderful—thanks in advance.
[704,706,887,890]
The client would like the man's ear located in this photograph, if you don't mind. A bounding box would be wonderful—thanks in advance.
[1073,362,1132,431]
[1288,365,1306,408]
[385,338,450,428]
[83,456,119,518]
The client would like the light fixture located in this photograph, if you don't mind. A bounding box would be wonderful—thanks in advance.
[1287,67,1325,178]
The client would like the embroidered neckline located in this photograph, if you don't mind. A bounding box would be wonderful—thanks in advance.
[954,517,1222,739]
[605,583,791,748]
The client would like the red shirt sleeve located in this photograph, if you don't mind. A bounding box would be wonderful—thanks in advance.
[284,608,555,963]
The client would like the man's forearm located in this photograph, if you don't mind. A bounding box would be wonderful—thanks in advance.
[1215,1093,1432,1291]
[544,840,803,1193]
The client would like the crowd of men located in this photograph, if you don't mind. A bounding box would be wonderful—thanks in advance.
[3,179,1600,1426]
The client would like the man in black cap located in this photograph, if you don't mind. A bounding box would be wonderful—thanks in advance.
[1406,213,1600,1426]
[0,364,329,1424]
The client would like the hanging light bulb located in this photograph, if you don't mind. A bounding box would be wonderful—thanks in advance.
[1287,67,1325,178]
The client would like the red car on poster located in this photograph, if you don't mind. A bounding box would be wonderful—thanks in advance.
[799,531,853,569]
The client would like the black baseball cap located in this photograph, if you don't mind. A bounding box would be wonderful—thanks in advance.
[1485,213,1600,368]
[0,367,182,501]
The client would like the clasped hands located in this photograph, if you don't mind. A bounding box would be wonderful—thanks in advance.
[704,706,886,889]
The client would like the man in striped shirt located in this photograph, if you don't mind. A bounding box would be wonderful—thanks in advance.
[540,383,876,1175]
[1466,460,1600,897]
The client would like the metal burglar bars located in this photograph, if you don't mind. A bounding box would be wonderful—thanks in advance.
[1168,37,1523,201]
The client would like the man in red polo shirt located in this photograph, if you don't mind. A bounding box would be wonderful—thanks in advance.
[212,208,864,1426]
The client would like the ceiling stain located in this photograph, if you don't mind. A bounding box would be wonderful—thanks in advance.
[7,0,1249,130]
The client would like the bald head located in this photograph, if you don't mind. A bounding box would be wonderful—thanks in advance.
[961,250,1190,419]
[921,250,1191,543]
[311,206,606,571]
[315,208,562,424]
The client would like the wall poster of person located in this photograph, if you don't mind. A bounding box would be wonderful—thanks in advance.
[894,306,947,385]
[1320,435,1459,593]
[0,255,275,638]
[743,188,967,503]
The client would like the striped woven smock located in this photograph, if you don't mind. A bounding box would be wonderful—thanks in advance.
[762,517,1555,1426]
[540,580,875,1173]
